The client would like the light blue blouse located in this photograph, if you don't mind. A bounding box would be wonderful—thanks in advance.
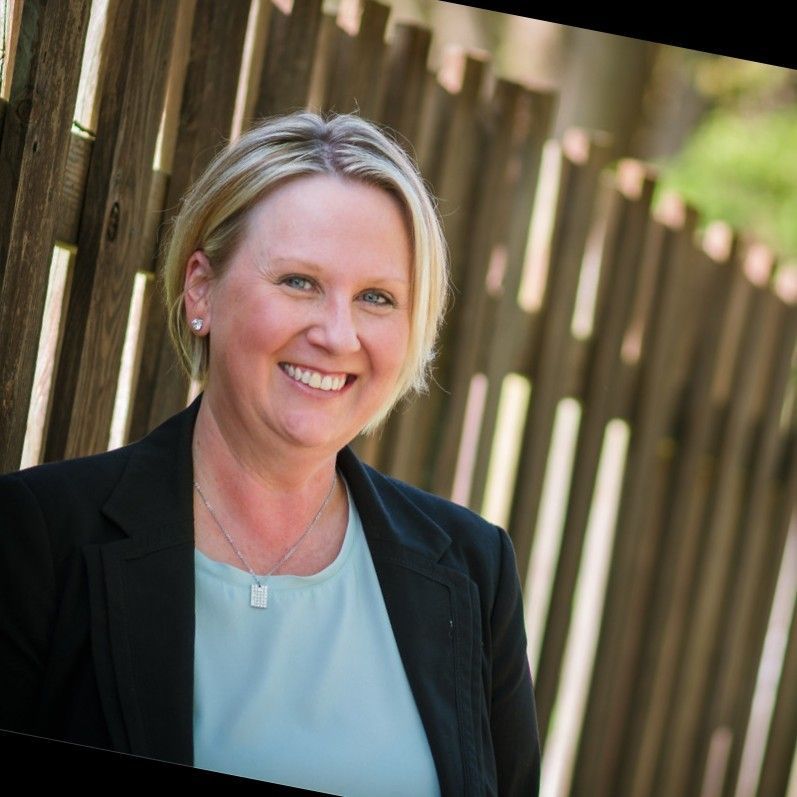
[193,481,441,796]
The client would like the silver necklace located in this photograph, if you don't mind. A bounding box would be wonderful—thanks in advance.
[193,470,338,608]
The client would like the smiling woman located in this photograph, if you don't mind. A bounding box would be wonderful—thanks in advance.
[0,113,540,796]
[163,113,448,435]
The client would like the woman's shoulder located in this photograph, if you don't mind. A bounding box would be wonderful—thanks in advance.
[375,466,498,532]
[341,448,512,575]
[0,444,139,558]
[1,443,135,506]
[1,402,197,515]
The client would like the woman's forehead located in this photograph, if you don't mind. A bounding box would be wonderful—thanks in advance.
[228,175,414,283]
[247,175,409,237]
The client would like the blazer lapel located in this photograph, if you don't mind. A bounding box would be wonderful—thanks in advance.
[85,400,201,765]
[338,448,484,796]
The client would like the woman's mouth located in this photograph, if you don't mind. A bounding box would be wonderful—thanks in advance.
[279,363,350,392]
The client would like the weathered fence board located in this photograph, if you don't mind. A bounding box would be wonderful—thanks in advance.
[128,0,250,441]
[755,516,797,797]
[572,205,700,793]
[700,288,797,796]
[619,238,742,797]
[533,162,655,744]
[378,22,431,142]
[467,87,556,511]
[382,53,486,486]
[347,0,390,119]
[254,0,323,118]
[0,0,25,100]
[55,132,94,246]
[433,79,546,500]
[508,131,613,603]
[656,255,776,797]
[0,0,90,473]
[44,0,178,461]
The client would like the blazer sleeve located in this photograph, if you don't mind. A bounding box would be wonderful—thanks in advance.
[490,526,541,796]
[0,473,57,735]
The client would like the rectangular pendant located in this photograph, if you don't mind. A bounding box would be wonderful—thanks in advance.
[250,583,268,608]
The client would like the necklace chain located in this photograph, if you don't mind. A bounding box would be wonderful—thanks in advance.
[193,470,338,606]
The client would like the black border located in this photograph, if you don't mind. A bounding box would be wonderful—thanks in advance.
[447,2,797,71]
[1,730,334,794]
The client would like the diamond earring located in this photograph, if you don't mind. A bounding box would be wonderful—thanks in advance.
[190,318,204,333]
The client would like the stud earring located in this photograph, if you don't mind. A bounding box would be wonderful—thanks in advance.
[190,318,204,333]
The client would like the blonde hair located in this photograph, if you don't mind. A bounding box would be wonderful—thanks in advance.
[163,112,448,433]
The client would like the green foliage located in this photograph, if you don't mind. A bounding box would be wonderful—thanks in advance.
[658,106,797,259]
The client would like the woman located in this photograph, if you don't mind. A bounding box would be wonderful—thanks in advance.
[1,112,540,795]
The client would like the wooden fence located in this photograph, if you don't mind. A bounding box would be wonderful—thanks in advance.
[1,1,795,795]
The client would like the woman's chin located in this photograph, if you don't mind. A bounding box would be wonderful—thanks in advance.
[274,414,353,453]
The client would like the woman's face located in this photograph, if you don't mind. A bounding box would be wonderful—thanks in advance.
[184,174,412,457]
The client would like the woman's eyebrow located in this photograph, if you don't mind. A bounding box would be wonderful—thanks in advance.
[268,257,410,285]
[267,257,324,272]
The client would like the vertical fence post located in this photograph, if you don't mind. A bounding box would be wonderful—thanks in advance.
[619,231,742,797]
[655,247,777,797]
[570,202,700,795]
[253,0,323,118]
[532,161,655,745]
[128,0,251,441]
[44,0,179,461]
[0,0,90,473]
[506,130,612,603]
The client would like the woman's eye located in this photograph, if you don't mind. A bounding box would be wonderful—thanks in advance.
[282,275,313,291]
[360,290,393,307]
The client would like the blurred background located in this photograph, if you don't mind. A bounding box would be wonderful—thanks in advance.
[365,0,797,261]
[1,1,795,795]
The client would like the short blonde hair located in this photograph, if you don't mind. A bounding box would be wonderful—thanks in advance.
[163,112,449,433]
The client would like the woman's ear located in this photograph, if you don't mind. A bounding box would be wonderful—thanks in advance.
[184,250,214,333]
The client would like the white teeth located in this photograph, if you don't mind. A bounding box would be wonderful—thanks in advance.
[281,364,347,392]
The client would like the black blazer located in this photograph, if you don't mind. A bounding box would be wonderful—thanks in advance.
[0,398,540,795]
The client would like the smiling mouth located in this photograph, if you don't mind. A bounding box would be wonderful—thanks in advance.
[280,363,351,392]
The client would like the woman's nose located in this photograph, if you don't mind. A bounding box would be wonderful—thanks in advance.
[306,298,361,354]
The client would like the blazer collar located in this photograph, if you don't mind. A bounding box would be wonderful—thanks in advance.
[92,397,479,794]
[101,396,197,545]
[336,445,452,559]
[103,397,454,561]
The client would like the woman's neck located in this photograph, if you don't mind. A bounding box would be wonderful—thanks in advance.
[190,397,347,573]
[194,393,339,490]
